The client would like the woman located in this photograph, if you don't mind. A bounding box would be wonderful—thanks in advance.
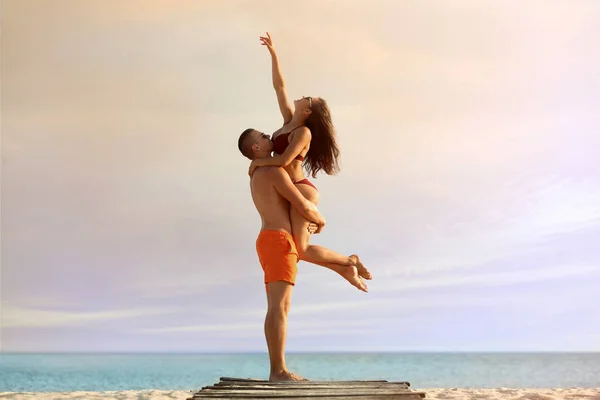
[248,33,371,291]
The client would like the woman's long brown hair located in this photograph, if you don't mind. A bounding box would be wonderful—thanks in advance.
[303,99,341,178]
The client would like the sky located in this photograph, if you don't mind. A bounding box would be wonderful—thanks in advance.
[1,0,599,353]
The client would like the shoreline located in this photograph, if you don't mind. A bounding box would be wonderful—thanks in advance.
[1,388,600,399]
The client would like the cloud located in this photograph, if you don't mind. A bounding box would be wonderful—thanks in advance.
[136,316,386,337]
[2,0,600,352]
[125,267,253,300]
[360,263,600,293]
[137,322,261,334]
[2,304,175,328]
[169,272,597,323]
[356,178,600,278]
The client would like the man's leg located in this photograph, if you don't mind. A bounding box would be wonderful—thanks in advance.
[257,230,305,381]
[265,280,302,380]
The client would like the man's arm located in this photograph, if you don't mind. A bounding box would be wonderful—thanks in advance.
[265,167,326,228]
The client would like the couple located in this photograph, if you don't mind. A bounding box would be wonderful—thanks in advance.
[237,33,372,381]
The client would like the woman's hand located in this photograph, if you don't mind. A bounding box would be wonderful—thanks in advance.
[307,222,325,234]
[248,159,262,177]
[260,32,276,55]
[314,219,325,234]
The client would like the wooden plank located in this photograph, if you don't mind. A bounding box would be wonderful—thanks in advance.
[219,377,395,384]
[214,382,410,388]
[205,384,410,391]
[188,377,425,399]
[198,388,417,394]
[191,396,423,400]
[189,391,425,398]
[192,389,426,397]
[221,377,385,382]
[192,394,423,399]
[200,387,413,393]
[218,378,410,387]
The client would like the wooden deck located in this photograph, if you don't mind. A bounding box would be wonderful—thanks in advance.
[188,377,426,399]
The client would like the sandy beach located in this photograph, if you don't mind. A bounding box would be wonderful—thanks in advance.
[0,391,193,400]
[1,388,599,399]
[423,388,600,399]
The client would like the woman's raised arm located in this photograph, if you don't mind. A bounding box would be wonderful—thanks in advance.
[260,32,294,124]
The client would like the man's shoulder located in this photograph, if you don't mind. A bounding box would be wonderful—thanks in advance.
[253,166,284,178]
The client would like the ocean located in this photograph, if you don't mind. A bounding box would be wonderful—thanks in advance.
[1,352,599,392]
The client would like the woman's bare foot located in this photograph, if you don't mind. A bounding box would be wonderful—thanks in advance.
[350,254,372,280]
[270,370,308,381]
[341,265,368,293]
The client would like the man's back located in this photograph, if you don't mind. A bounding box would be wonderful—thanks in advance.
[251,167,293,233]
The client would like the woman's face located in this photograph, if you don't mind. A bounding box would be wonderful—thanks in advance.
[294,96,314,115]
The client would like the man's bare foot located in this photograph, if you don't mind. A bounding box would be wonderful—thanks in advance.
[341,265,368,293]
[350,254,372,280]
[270,370,308,381]
[291,372,308,381]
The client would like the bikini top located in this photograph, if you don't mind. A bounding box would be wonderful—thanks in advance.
[272,126,305,161]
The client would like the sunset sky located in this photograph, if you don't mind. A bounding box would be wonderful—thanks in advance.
[2,0,599,353]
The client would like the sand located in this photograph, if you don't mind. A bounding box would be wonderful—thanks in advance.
[0,388,599,399]
[422,388,600,399]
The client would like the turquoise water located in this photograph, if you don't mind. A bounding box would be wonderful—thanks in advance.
[1,353,599,392]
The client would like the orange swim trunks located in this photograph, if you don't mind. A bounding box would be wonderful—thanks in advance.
[256,230,299,289]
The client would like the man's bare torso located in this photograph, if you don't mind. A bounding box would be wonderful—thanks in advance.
[251,167,293,234]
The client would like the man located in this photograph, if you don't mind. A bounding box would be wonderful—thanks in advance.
[238,128,324,381]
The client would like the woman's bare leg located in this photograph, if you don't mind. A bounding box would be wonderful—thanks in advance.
[294,184,371,280]
[289,184,370,291]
